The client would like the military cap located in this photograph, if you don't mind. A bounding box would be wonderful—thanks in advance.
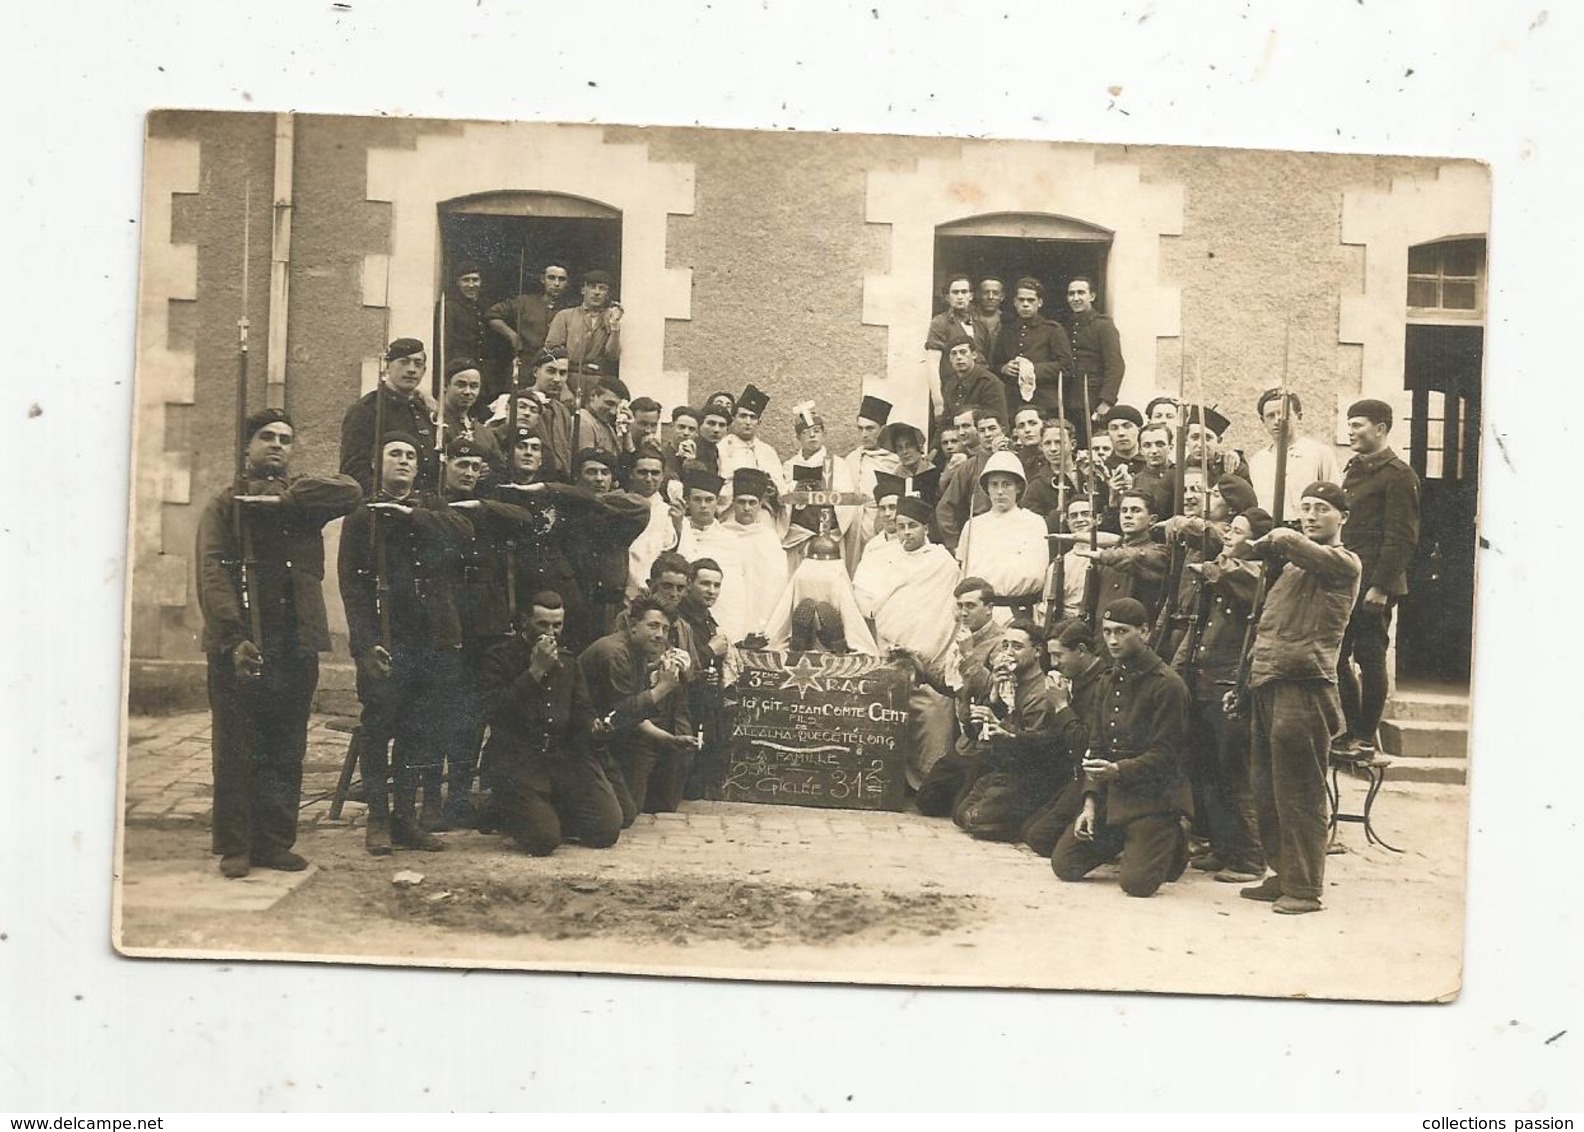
[1102,598,1150,628]
[582,269,614,287]
[1214,474,1258,516]
[380,430,421,452]
[384,338,425,362]
[1300,481,1349,512]
[244,408,292,441]
[446,437,486,460]
[444,356,482,380]
[1346,399,1394,428]
[576,447,618,472]
[454,261,481,279]
[1102,404,1144,428]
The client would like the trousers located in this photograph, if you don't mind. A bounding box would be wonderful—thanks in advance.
[1249,679,1342,901]
[605,736,694,826]
[1185,697,1264,873]
[1051,811,1187,898]
[208,649,319,858]
[356,647,467,815]
[1337,598,1394,745]
[490,753,623,856]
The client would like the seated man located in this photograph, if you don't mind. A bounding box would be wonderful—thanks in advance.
[579,593,696,824]
[954,620,1081,842]
[477,592,623,857]
[1052,598,1193,897]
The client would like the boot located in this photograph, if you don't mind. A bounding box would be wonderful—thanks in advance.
[361,746,393,857]
[392,811,446,852]
[420,795,449,833]
[365,807,392,857]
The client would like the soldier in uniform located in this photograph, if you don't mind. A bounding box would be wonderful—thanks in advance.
[1073,489,1170,624]
[1172,505,1273,884]
[196,409,362,878]
[1233,482,1361,915]
[1334,398,1421,757]
[338,431,473,854]
[339,338,439,495]
[438,435,538,830]
[1063,276,1125,425]
[477,591,623,856]
[678,557,730,801]
[435,262,492,414]
[580,594,695,824]
[1052,598,1194,898]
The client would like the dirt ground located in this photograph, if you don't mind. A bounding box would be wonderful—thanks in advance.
[115,781,1468,1002]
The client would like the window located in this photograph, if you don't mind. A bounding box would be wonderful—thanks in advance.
[1406,237,1485,318]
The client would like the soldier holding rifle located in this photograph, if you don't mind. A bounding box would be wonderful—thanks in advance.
[197,409,361,878]
[338,431,474,855]
[1228,481,1361,915]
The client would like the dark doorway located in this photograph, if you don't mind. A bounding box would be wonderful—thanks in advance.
[933,213,1113,326]
[437,192,623,391]
[1396,323,1482,681]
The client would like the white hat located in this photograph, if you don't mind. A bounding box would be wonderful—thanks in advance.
[978,449,1027,491]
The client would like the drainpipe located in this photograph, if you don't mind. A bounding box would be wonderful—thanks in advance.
[265,112,294,410]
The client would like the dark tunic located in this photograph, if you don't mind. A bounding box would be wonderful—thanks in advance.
[338,386,440,496]
[1079,650,1193,824]
[1340,445,1421,597]
[1064,308,1125,410]
[990,315,1074,419]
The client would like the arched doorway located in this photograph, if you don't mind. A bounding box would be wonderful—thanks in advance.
[437,190,624,393]
[932,212,1115,327]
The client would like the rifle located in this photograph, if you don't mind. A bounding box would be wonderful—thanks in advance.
[1271,318,1292,525]
[435,288,447,466]
[1149,349,1191,653]
[1042,361,1070,632]
[504,352,521,623]
[229,181,264,666]
[1177,359,1217,672]
[1080,376,1101,624]
[1219,560,1269,720]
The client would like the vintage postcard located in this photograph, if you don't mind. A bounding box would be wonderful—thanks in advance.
[116,110,1482,1001]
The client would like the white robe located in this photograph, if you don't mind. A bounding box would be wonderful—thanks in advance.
[1246,435,1342,521]
[721,516,789,637]
[716,434,788,508]
[841,446,901,571]
[763,557,880,655]
[854,540,960,669]
[956,506,1050,622]
[676,520,755,643]
[626,493,680,600]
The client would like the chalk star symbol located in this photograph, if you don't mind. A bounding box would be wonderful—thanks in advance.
[777,653,825,698]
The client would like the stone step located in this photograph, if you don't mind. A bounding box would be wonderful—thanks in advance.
[1345,756,1467,786]
[1379,719,1468,760]
[1383,694,1469,724]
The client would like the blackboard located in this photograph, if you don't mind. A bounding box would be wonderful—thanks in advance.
[717,648,911,811]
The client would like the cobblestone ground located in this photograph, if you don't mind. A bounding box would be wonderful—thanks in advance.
[118,712,1470,1002]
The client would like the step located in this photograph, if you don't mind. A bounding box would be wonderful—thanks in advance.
[1347,755,1467,786]
[1383,694,1469,724]
[1379,719,1468,760]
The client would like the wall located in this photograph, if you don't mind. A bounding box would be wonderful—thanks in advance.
[126,115,1486,682]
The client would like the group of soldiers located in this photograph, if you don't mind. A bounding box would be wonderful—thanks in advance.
[198,261,1421,919]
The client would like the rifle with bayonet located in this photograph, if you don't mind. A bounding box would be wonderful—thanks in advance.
[229,182,265,674]
[330,349,392,821]
[1271,318,1292,526]
[1079,376,1101,624]
[1041,361,1071,632]
[1149,350,1192,653]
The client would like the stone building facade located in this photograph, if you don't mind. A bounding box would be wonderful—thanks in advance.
[129,111,1487,693]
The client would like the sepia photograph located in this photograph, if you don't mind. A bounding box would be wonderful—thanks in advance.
[113,110,1485,1002]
